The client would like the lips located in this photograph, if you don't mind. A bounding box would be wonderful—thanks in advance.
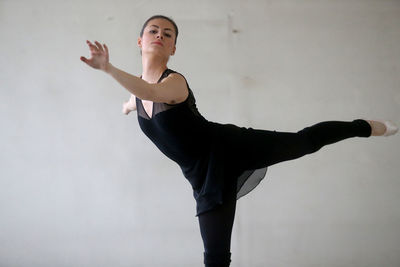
[152,41,163,46]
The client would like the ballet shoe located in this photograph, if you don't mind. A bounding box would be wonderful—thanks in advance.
[364,119,398,136]
[381,120,399,136]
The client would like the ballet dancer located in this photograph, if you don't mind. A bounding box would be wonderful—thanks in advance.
[80,15,398,267]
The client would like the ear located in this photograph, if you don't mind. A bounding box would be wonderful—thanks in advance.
[137,37,142,49]
[171,45,176,56]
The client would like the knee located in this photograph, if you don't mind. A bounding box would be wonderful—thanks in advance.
[297,127,320,154]
[204,251,231,267]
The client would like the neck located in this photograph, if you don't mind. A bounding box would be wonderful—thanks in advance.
[141,53,168,83]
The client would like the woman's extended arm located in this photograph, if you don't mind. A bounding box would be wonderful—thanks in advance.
[105,62,187,104]
[80,40,188,104]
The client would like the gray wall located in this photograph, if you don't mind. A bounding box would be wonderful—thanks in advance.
[1,0,399,266]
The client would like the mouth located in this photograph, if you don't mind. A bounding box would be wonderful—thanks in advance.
[152,42,163,46]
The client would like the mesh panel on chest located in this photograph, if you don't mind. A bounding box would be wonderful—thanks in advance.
[137,101,177,120]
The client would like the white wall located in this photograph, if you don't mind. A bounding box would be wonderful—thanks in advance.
[1,0,399,266]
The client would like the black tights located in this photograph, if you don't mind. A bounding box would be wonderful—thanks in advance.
[198,119,371,267]
[198,177,237,267]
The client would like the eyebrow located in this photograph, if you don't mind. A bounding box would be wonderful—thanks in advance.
[149,25,173,31]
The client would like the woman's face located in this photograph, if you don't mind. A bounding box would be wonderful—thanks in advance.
[138,18,177,58]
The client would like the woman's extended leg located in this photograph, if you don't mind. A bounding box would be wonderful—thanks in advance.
[239,119,372,169]
[198,179,237,267]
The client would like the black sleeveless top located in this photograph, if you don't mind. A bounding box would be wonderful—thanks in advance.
[136,68,267,217]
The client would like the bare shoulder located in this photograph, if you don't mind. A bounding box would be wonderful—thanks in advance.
[157,72,189,104]
[163,71,187,85]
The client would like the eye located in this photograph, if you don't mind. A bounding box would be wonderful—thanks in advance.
[165,33,172,37]
[150,30,157,34]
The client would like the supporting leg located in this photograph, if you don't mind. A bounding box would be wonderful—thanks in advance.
[198,181,237,267]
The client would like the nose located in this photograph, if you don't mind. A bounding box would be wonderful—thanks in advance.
[157,33,163,40]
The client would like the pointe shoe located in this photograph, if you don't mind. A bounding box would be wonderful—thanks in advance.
[364,119,399,136]
[382,120,399,136]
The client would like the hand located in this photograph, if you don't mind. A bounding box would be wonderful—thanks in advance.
[122,101,134,115]
[122,101,130,115]
[80,40,110,72]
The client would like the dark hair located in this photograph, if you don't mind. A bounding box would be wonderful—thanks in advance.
[140,15,179,45]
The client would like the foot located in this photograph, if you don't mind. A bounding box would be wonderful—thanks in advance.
[366,120,398,136]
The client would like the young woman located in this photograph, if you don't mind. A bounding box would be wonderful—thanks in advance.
[80,15,398,267]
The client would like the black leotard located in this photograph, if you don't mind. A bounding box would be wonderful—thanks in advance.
[136,68,267,217]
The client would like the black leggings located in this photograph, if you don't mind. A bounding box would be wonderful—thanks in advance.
[198,119,371,267]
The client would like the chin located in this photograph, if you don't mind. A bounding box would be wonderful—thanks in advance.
[144,51,170,60]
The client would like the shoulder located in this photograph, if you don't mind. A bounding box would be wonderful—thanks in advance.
[164,69,188,82]
[161,69,190,92]
[156,69,190,104]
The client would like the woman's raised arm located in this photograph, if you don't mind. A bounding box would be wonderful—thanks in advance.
[80,40,188,104]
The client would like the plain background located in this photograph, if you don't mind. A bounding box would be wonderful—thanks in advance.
[1,0,399,266]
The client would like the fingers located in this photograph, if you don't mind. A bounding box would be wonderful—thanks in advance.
[94,41,104,52]
[86,40,108,57]
[83,40,108,65]
[86,40,102,52]
[80,56,94,67]
[86,41,98,55]
[80,56,93,64]
[86,40,96,49]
